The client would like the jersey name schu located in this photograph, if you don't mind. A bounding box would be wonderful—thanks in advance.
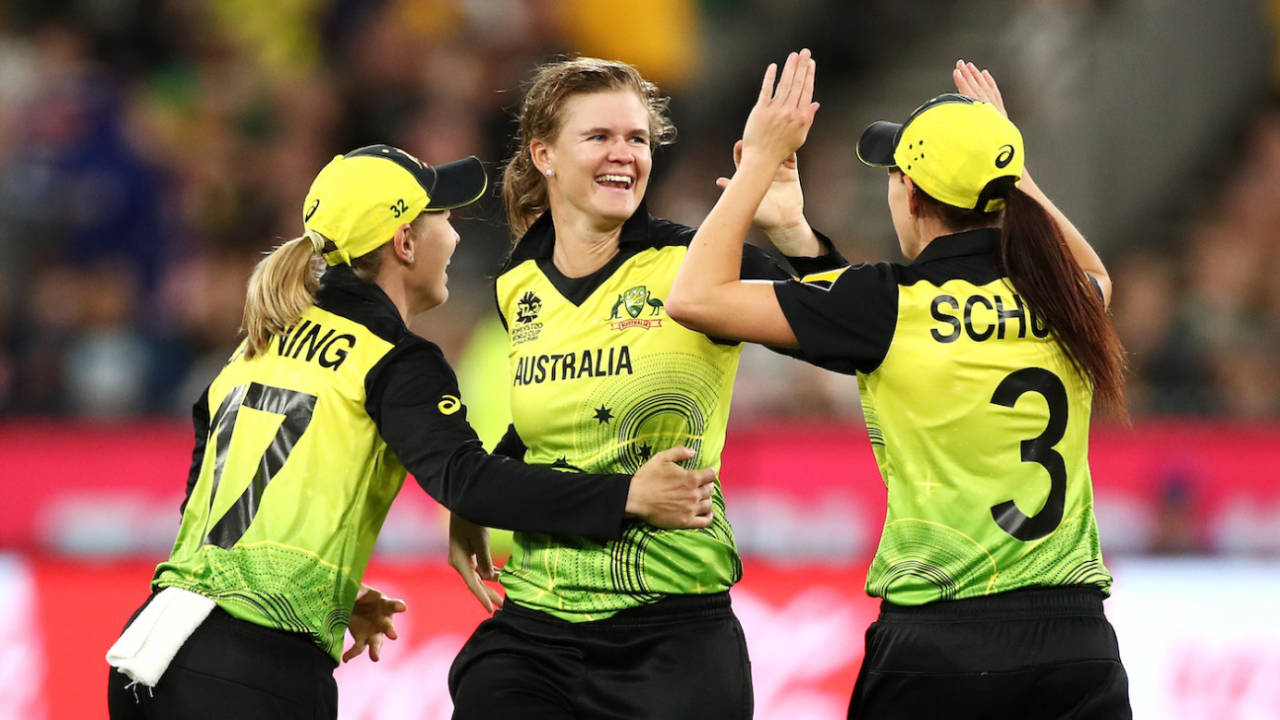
[775,229,1112,606]
[153,304,406,661]
[495,218,745,621]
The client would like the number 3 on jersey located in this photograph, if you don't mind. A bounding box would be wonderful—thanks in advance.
[203,383,317,549]
[989,367,1068,542]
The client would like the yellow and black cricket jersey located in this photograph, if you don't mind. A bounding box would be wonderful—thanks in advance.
[153,266,633,662]
[493,204,844,621]
[774,228,1112,606]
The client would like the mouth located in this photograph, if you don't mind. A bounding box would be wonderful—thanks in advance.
[595,173,634,191]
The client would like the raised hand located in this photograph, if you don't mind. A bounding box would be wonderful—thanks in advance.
[740,49,820,168]
[953,60,1008,118]
[343,584,407,663]
[448,513,505,613]
[625,446,717,529]
[717,139,806,240]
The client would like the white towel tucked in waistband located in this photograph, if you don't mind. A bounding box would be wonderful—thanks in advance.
[106,587,216,687]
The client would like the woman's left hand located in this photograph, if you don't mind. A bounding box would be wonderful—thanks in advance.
[739,49,819,170]
[717,140,806,236]
[343,585,407,663]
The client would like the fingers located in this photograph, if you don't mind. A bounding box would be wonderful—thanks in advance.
[758,62,777,104]
[732,139,743,168]
[800,51,816,111]
[715,177,730,189]
[476,552,498,581]
[342,638,364,663]
[485,584,505,609]
[685,512,713,529]
[775,52,799,105]
[654,445,695,464]
[693,467,717,488]
[467,573,496,613]
[368,633,383,662]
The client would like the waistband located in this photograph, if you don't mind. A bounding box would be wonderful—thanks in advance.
[503,591,733,627]
[878,586,1107,622]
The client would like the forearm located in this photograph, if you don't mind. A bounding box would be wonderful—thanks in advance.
[671,155,777,315]
[762,218,822,258]
[422,444,630,540]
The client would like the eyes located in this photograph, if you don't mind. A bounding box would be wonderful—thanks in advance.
[585,133,650,147]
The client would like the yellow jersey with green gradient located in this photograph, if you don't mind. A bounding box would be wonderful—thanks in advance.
[774,228,1112,606]
[494,205,844,621]
[154,266,635,661]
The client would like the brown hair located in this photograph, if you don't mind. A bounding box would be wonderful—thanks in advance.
[914,182,1127,417]
[503,57,677,239]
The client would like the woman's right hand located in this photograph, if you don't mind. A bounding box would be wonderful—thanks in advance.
[625,446,717,529]
[740,49,819,169]
[953,60,1008,118]
[448,513,505,613]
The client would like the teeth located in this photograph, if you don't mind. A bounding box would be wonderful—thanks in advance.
[597,174,632,186]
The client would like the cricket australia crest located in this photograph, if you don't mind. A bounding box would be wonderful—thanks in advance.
[608,285,664,330]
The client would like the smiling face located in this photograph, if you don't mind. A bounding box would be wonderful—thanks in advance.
[534,89,652,231]
[410,210,459,311]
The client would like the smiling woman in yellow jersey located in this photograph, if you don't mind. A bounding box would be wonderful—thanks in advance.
[104,143,719,720]
[668,52,1132,720]
[446,57,845,720]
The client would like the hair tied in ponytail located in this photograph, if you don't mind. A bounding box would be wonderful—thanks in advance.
[977,175,1019,213]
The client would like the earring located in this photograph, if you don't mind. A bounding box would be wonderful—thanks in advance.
[544,168,553,177]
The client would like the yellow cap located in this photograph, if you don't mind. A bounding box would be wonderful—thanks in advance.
[856,94,1023,213]
[302,144,488,265]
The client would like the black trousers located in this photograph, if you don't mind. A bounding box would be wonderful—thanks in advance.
[108,597,338,720]
[848,587,1132,720]
[449,592,752,720]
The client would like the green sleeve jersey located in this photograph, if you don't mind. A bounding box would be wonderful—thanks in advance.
[774,229,1112,606]
[153,302,405,662]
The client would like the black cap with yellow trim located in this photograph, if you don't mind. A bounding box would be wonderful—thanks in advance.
[302,144,488,266]
[857,93,1023,213]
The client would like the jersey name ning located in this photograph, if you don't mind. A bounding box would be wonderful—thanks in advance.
[152,304,406,661]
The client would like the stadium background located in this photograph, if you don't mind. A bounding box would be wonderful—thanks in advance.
[0,1,1277,718]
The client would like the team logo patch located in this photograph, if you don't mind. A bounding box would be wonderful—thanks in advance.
[607,285,664,330]
[511,290,544,345]
[437,394,462,414]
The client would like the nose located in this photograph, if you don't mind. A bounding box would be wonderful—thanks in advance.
[605,138,635,163]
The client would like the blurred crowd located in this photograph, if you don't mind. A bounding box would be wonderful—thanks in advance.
[0,0,1276,423]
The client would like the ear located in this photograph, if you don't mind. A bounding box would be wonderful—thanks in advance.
[902,174,920,216]
[390,223,415,264]
[529,139,552,176]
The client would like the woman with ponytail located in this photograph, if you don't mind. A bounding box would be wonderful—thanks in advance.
[668,54,1132,719]
[106,145,719,720]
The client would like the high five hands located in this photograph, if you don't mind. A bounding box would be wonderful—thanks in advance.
[740,49,820,171]
[953,59,1007,118]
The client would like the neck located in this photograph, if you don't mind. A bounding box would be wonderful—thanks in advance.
[374,272,416,323]
[907,215,952,260]
[549,205,625,278]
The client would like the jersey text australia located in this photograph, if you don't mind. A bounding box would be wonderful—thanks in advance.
[494,206,845,620]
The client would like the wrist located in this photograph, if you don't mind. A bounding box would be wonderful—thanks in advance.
[765,219,819,255]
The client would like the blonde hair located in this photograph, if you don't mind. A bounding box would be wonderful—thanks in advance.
[503,57,677,239]
[241,236,323,359]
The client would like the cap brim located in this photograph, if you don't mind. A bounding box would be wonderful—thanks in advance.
[856,121,902,167]
[423,156,488,210]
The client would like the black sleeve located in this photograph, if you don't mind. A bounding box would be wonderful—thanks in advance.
[493,424,527,460]
[179,385,212,516]
[1086,273,1104,302]
[367,340,630,541]
[772,262,899,374]
[739,230,849,281]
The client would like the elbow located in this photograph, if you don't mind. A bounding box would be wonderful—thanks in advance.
[664,289,710,332]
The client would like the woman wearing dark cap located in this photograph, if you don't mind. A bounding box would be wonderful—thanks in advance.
[105,144,718,720]
[668,53,1132,719]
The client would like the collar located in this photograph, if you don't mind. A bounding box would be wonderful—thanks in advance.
[507,201,654,266]
[911,227,1000,265]
[314,264,408,340]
